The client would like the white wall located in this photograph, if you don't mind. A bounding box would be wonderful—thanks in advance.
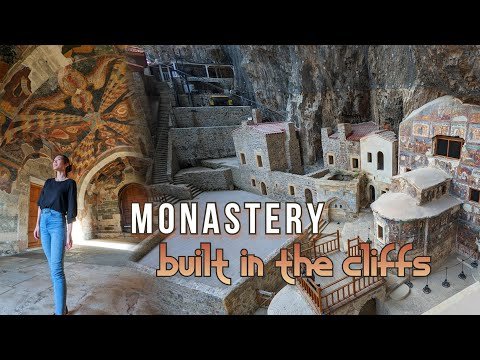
[360,135,397,182]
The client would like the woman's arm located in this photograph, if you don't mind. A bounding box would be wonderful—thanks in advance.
[34,206,41,240]
[65,180,77,250]
[66,222,73,250]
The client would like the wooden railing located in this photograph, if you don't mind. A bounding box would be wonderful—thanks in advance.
[321,275,383,313]
[348,236,363,257]
[285,233,384,314]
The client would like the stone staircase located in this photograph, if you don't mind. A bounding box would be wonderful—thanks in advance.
[173,173,203,199]
[152,82,172,184]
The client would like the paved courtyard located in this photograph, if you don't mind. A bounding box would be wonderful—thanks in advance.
[0,241,164,315]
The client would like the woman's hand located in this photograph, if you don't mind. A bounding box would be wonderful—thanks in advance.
[65,234,73,250]
[34,225,40,240]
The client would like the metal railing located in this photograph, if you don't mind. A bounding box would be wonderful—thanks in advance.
[151,62,287,121]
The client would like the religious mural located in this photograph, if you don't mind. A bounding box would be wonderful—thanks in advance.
[0,45,150,195]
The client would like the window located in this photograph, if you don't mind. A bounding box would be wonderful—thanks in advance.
[377,151,384,170]
[256,155,263,168]
[240,153,246,165]
[251,179,256,187]
[328,155,334,165]
[434,136,463,159]
[260,182,267,195]
[352,157,359,169]
[381,191,386,195]
[367,152,372,163]
[470,188,480,203]
[289,185,295,196]
[442,185,446,195]
[377,225,384,241]
[406,168,411,172]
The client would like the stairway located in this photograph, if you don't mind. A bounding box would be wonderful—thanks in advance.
[152,82,172,184]
[173,172,204,199]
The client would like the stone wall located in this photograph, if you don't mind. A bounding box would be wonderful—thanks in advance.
[233,122,304,174]
[374,204,461,268]
[150,276,226,315]
[181,168,234,191]
[398,96,480,257]
[1,155,53,255]
[170,126,238,167]
[172,106,251,128]
[321,127,361,172]
[230,166,362,218]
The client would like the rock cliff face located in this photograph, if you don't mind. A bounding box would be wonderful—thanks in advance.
[145,45,480,165]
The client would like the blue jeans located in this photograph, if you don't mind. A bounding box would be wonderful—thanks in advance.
[39,208,67,315]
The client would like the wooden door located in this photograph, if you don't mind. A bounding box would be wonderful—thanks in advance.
[28,183,43,248]
[119,183,149,232]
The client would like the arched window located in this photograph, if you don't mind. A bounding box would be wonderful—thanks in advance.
[377,151,384,170]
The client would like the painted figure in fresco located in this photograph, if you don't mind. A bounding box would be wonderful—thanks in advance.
[34,155,77,315]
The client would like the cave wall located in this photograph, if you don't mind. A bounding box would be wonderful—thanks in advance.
[144,45,480,166]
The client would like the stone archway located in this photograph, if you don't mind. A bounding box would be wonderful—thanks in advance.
[80,154,150,240]
[358,298,377,315]
[325,197,348,222]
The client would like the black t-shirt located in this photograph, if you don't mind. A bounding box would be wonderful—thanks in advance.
[37,178,78,224]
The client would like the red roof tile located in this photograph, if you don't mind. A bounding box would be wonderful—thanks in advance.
[329,121,379,141]
[248,122,293,134]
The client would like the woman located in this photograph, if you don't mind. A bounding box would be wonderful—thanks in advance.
[33,154,77,315]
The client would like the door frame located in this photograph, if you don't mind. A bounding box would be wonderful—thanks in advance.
[28,178,45,248]
[118,183,149,233]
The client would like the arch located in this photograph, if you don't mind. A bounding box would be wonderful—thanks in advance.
[377,151,384,170]
[325,197,348,222]
[260,182,267,195]
[77,149,145,213]
[118,183,149,232]
[304,188,313,203]
[370,185,376,202]
[358,298,377,315]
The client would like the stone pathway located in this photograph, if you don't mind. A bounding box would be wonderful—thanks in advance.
[0,242,164,315]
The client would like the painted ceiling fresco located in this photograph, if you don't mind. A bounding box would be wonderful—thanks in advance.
[0,45,148,194]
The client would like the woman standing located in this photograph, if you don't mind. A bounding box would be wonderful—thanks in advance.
[34,155,77,315]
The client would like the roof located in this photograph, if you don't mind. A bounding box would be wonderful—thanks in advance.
[394,167,451,190]
[329,121,379,141]
[371,192,462,221]
[247,122,293,134]
[361,130,397,142]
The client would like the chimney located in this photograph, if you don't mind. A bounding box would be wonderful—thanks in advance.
[337,123,352,140]
[252,108,263,124]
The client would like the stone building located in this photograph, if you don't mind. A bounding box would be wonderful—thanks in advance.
[232,120,304,175]
[397,96,480,260]
[360,130,398,203]
[0,45,154,255]
[321,122,379,171]
[371,167,462,268]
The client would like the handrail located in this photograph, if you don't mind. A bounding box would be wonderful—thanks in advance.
[153,62,287,120]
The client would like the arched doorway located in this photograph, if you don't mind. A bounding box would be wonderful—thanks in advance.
[260,182,267,195]
[370,185,376,202]
[358,298,377,315]
[119,183,149,232]
[305,188,313,203]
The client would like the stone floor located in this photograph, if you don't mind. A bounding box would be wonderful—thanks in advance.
[0,240,165,315]
[380,253,479,315]
[139,190,312,291]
